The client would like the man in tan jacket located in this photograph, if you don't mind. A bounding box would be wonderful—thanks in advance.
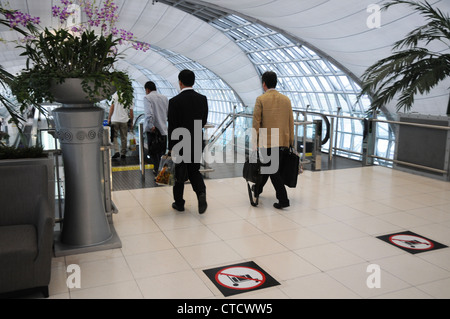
[252,71,294,209]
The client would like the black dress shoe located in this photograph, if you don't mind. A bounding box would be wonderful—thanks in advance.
[112,152,120,159]
[172,202,185,212]
[273,202,290,209]
[198,193,207,214]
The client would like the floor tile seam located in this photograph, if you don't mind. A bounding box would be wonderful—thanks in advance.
[332,239,406,263]
[133,268,218,299]
[163,232,224,249]
[414,276,450,299]
[120,243,187,264]
[373,200,429,211]
[339,215,409,236]
[126,195,174,208]
[124,249,194,285]
[169,235,245,272]
[141,201,206,231]
[84,250,144,298]
[173,234,252,263]
[267,232,334,251]
[255,261,323,284]
[321,261,395,299]
[132,199,187,251]
[404,211,450,226]
[366,252,450,288]
[331,200,393,215]
[372,286,435,299]
[116,226,170,239]
[429,204,450,214]
[376,212,442,230]
[291,237,368,259]
[221,233,291,261]
[289,233,395,272]
[323,255,448,299]
[414,253,450,276]
[278,269,365,299]
[152,221,210,233]
[51,260,71,297]
[394,194,450,207]
[196,215,247,228]
[244,215,305,233]
[67,278,144,298]
[124,188,163,214]
[63,253,128,268]
[263,240,335,276]
[203,221,264,241]
[304,216,373,237]
[252,249,324,282]
[330,231,397,246]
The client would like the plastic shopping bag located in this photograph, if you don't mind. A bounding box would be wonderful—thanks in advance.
[155,155,175,186]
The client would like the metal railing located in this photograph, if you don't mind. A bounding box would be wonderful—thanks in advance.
[369,117,450,176]
[298,109,450,177]
[205,109,315,165]
[134,107,450,179]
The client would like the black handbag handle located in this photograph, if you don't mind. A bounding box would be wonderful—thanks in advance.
[246,181,259,207]
[244,150,260,207]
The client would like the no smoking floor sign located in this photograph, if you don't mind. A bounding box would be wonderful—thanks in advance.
[203,261,280,297]
[377,231,447,254]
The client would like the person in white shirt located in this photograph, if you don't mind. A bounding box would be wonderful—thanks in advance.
[108,92,134,159]
[143,81,169,173]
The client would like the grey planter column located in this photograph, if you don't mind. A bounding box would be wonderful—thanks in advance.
[53,105,112,247]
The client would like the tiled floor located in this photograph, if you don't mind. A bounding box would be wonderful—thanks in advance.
[45,166,450,299]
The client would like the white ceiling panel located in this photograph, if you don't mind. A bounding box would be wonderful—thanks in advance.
[1,0,449,114]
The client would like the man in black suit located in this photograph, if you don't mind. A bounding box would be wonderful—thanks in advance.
[168,69,209,214]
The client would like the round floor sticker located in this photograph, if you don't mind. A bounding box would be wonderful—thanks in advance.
[389,234,434,251]
[215,266,266,290]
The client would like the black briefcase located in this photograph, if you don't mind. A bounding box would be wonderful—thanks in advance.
[280,147,300,188]
[243,153,263,206]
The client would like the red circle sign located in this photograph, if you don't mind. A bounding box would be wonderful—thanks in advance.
[215,266,266,290]
[389,234,434,251]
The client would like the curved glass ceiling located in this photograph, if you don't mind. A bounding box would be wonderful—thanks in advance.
[1,4,391,163]
[134,45,245,126]
[210,14,372,115]
[206,14,381,160]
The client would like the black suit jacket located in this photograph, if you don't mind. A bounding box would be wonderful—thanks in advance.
[168,89,208,163]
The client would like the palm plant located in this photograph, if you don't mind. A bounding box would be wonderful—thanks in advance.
[359,0,450,113]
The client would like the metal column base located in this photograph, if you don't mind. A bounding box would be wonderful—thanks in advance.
[53,223,122,257]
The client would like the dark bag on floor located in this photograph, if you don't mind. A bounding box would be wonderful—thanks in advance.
[243,152,263,206]
[280,147,300,188]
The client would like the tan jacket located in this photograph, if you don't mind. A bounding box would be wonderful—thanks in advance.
[252,89,294,149]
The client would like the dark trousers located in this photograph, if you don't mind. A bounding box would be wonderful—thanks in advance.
[173,162,206,206]
[147,132,167,172]
[257,147,289,205]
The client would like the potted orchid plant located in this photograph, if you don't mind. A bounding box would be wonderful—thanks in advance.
[0,0,151,251]
[2,0,150,117]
